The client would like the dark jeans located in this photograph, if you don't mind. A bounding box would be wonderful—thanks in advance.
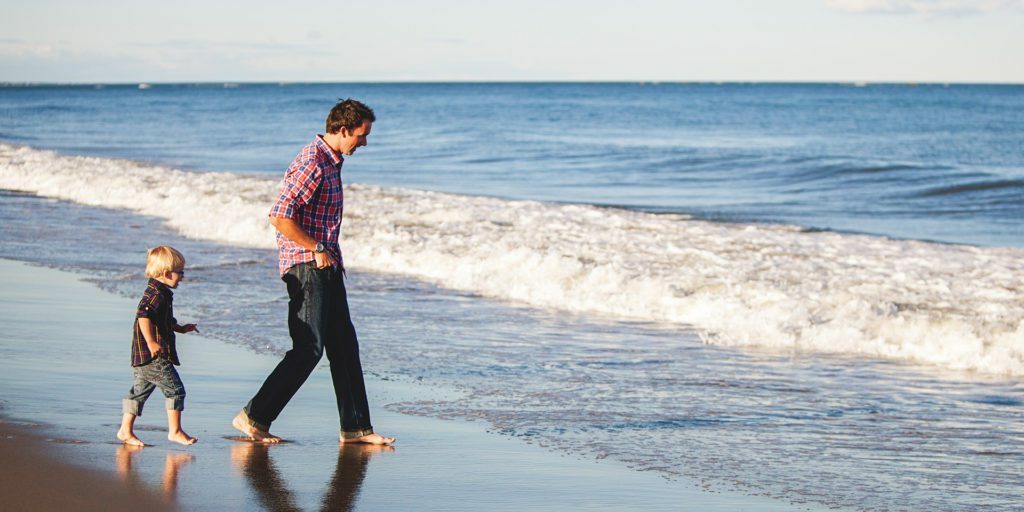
[244,262,373,436]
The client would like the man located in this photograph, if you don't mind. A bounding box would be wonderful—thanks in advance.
[233,99,394,445]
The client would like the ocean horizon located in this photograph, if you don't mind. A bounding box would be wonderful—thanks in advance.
[4,79,1023,84]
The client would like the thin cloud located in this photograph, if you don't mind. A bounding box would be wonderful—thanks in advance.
[430,37,470,45]
[129,39,337,58]
[0,40,62,59]
[826,0,1024,15]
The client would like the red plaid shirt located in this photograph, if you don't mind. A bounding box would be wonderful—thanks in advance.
[270,136,345,274]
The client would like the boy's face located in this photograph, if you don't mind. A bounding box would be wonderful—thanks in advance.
[161,268,184,288]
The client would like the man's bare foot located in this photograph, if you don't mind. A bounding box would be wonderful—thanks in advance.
[167,429,197,446]
[232,410,281,444]
[117,429,145,447]
[339,432,395,445]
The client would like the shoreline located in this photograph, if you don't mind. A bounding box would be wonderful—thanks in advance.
[0,258,825,511]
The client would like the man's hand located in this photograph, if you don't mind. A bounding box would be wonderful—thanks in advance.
[314,251,337,269]
[148,344,164,358]
[269,217,338,269]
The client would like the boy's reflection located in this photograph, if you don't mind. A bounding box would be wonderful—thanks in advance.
[115,444,194,504]
[230,442,392,512]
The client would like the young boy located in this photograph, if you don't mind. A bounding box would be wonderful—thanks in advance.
[116,246,200,446]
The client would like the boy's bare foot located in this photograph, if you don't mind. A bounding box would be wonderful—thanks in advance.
[232,410,281,444]
[167,429,197,445]
[117,429,145,447]
[339,432,395,445]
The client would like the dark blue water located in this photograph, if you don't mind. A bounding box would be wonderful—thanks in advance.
[2,82,1022,246]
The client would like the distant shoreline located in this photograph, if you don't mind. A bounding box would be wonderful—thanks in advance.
[3,80,1023,87]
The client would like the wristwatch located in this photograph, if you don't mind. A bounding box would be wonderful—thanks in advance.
[313,242,326,253]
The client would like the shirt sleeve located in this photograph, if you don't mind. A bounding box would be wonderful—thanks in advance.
[136,288,164,319]
[270,158,322,219]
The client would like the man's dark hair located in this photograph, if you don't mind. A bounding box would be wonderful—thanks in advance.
[325,99,376,134]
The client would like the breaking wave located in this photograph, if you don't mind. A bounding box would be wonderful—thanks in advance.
[2,143,1022,375]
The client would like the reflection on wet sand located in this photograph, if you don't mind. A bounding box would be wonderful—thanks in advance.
[230,442,392,512]
[230,443,300,512]
[322,445,392,512]
[115,445,193,504]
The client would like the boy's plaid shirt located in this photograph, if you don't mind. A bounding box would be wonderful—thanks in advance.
[131,279,179,367]
[270,136,344,275]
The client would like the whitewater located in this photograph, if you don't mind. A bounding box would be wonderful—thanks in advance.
[2,142,1022,376]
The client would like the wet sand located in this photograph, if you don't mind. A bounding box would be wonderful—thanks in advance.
[0,258,825,511]
[0,421,174,512]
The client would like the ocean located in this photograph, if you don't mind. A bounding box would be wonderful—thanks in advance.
[1,82,1022,511]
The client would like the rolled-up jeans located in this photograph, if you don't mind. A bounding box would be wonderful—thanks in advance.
[123,357,186,415]
[244,262,373,437]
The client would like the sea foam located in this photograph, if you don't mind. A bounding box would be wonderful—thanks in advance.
[2,143,1022,375]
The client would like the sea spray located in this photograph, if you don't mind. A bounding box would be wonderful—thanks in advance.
[2,143,1022,375]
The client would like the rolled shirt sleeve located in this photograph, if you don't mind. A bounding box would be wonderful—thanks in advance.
[270,158,322,220]
[136,287,163,319]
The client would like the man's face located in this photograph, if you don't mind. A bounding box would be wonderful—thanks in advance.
[338,120,372,156]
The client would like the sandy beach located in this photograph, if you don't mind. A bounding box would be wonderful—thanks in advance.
[0,258,830,511]
[0,421,174,512]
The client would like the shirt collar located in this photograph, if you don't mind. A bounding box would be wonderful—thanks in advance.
[315,135,344,167]
[148,278,174,297]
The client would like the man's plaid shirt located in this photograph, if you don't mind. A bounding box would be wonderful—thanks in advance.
[131,279,179,367]
[270,136,345,275]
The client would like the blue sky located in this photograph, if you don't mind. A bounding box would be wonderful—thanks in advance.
[1,0,1021,83]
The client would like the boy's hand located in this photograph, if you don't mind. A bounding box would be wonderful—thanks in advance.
[178,323,200,334]
[149,345,164,358]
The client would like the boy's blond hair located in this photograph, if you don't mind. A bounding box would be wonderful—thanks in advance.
[146,246,186,278]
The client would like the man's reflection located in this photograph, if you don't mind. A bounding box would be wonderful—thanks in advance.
[322,444,391,512]
[230,442,391,512]
[230,443,301,512]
